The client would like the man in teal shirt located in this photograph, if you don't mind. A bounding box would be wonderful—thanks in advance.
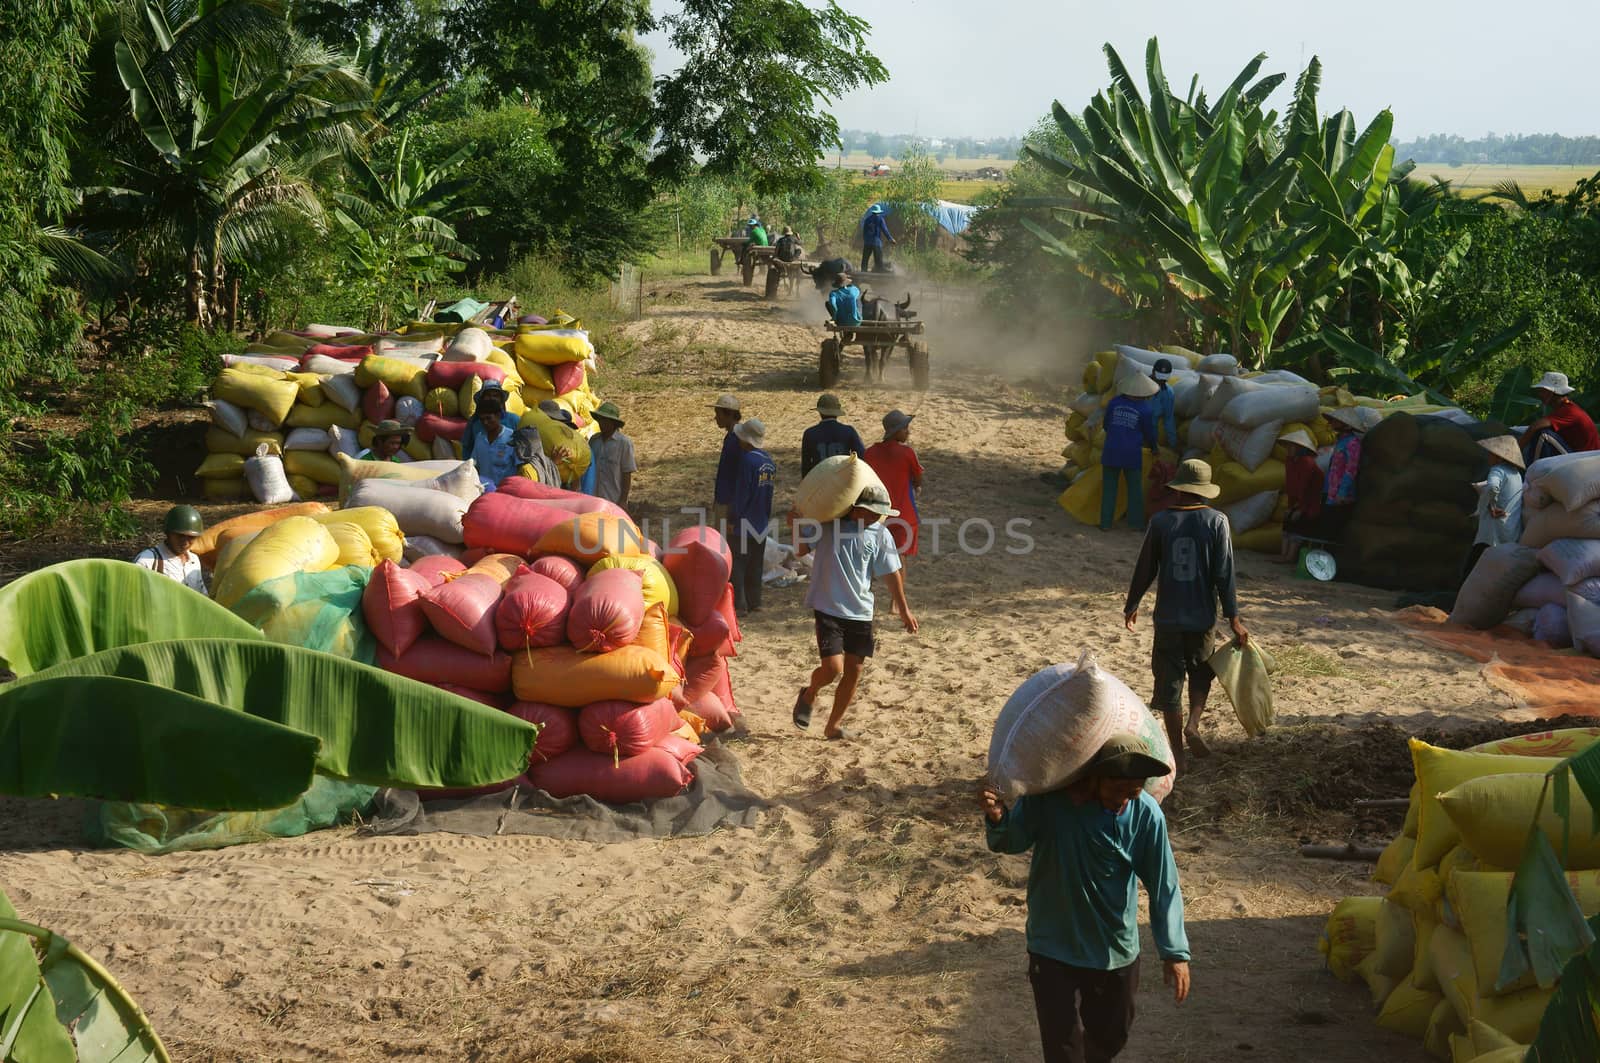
[982,734,1191,1062]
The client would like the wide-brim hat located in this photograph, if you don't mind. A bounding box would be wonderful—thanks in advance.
[1478,435,1526,469]
[1534,371,1576,396]
[537,399,575,428]
[1089,732,1172,780]
[593,401,624,425]
[1323,406,1369,431]
[1278,428,1316,451]
[817,392,844,416]
[711,393,742,413]
[734,418,767,447]
[869,204,885,214]
[853,483,899,518]
[882,409,913,438]
[372,419,411,444]
[1168,458,1221,499]
[1119,372,1160,399]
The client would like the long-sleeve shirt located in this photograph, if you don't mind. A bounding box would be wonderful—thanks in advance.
[1125,504,1239,632]
[1101,395,1157,469]
[1475,465,1524,547]
[863,212,892,248]
[1151,383,1178,450]
[729,446,776,544]
[986,789,1189,970]
[801,419,866,476]
[1325,434,1362,506]
[1284,452,1324,519]
[714,429,743,506]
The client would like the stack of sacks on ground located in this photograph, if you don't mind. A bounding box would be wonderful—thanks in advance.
[1318,728,1600,1060]
[358,483,742,804]
[1451,452,1600,651]
[1058,344,1462,554]
[1348,413,1506,593]
[199,315,605,502]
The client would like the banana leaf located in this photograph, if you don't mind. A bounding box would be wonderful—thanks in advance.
[1527,911,1600,1062]
[0,559,263,677]
[1,889,170,1062]
[14,639,538,790]
[0,676,320,809]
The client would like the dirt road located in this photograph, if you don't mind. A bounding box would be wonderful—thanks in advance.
[0,274,1506,1061]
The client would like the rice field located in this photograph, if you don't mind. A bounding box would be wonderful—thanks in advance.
[1407,162,1596,194]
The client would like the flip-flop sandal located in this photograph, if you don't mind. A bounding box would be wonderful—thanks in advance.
[793,690,813,730]
[825,727,850,741]
[1185,730,1212,758]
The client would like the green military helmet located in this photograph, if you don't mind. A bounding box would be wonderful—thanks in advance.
[164,504,205,535]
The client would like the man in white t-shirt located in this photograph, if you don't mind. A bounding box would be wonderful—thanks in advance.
[132,505,208,594]
[790,484,918,740]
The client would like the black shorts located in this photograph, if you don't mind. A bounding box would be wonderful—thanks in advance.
[815,610,875,659]
[1151,627,1215,715]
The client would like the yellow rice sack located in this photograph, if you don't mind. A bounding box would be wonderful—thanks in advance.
[1429,922,1475,1032]
[310,507,402,564]
[287,474,317,500]
[1410,740,1568,868]
[213,516,340,609]
[1469,983,1552,1045]
[589,554,679,617]
[1441,772,1600,870]
[513,329,592,367]
[202,477,249,502]
[1318,896,1381,982]
[1413,906,1442,992]
[424,386,459,418]
[525,405,592,483]
[1213,459,1285,504]
[284,402,361,431]
[1368,898,1416,983]
[321,520,381,568]
[1232,522,1282,553]
[283,451,343,486]
[1449,868,1600,998]
[195,453,245,479]
[204,427,284,457]
[1376,973,1442,1038]
[1376,835,1417,886]
[282,371,325,406]
[213,366,299,425]
[1424,997,1464,1062]
[354,354,428,399]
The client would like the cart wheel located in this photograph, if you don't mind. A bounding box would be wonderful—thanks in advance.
[819,339,841,388]
[741,255,756,286]
[909,342,930,390]
[710,249,722,276]
[764,265,781,300]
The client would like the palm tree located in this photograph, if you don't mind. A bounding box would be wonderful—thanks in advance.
[88,0,372,327]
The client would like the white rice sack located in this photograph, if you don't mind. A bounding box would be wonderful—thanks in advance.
[346,478,468,544]
[988,652,1175,804]
[1503,608,1540,637]
[1537,538,1600,586]
[1523,451,1594,509]
[1168,370,1206,419]
[405,459,483,503]
[1521,499,1600,549]
[284,427,333,451]
[244,443,296,504]
[1221,385,1320,430]
[393,395,424,426]
[1224,491,1279,534]
[1569,592,1600,656]
[1513,571,1567,610]
[443,327,493,362]
[1198,353,1240,375]
[1112,344,1168,369]
[378,336,443,357]
[303,354,357,376]
[1216,419,1284,472]
[223,352,300,372]
[1527,452,1600,513]
[303,323,356,338]
[1202,375,1262,420]
[208,398,248,437]
[1250,369,1313,387]
[1070,392,1100,417]
[1535,602,1572,648]
[1574,577,1600,603]
[431,436,458,461]
[321,373,362,412]
[327,424,361,459]
[1450,543,1541,629]
[247,408,279,433]
[1188,418,1218,452]
[402,535,463,562]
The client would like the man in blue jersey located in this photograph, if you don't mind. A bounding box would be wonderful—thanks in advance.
[800,393,866,476]
[728,418,776,614]
[982,734,1190,1063]
[711,393,743,523]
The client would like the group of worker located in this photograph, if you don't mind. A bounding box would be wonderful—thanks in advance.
[744,203,896,276]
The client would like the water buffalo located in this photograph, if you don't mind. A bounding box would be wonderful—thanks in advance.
[803,257,853,292]
[856,291,914,382]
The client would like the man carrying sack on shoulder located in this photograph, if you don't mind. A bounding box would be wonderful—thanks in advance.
[981,734,1190,1063]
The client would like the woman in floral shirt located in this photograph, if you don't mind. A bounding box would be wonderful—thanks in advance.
[1322,407,1370,518]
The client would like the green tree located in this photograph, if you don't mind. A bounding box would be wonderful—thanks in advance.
[884,145,943,245]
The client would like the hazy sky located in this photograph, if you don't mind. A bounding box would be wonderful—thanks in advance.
[643,0,1600,140]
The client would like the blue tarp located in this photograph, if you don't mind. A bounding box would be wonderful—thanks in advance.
[860,200,980,237]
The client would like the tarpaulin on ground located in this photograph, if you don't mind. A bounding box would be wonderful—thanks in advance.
[861,200,980,237]
[360,739,766,843]
[1398,606,1600,718]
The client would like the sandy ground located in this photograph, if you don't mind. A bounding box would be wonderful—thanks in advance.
[0,273,1521,1062]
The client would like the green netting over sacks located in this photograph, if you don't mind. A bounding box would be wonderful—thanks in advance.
[229,564,377,662]
[89,776,377,854]
[1339,414,1505,592]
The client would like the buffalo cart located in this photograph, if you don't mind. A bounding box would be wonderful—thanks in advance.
[819,319,929,390]
[709,236,750,276]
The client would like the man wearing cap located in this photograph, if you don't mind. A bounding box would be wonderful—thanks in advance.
[461,382,520,466]
[861,203,894,272]
[588,401,637,509]
[1148,359,1179,451]
[1520,371,1599,463]
[357,420,410,462]
[746,216,769,248]
[826,273,863,329]
[711,394,744,522]
[865,409,925,558]
[1124,459,1248,768]
[133,505,209,594]
[801,393,866,476]
[981,734,1190,1063]
[1100,374,1160,532]
[728,418,777,613]
[1468,436,1526,574]
[792,484,918,740]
